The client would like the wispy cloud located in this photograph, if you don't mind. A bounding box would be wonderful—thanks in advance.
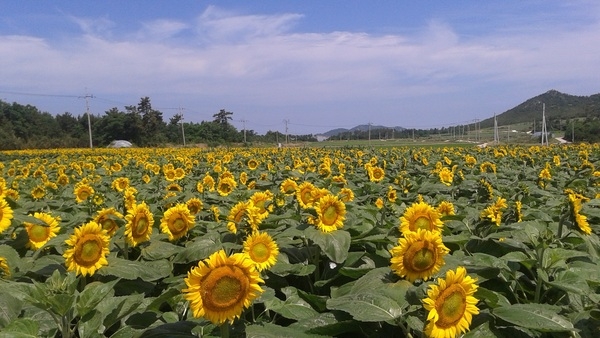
[1,4,600,132]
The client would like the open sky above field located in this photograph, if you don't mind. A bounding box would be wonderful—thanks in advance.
[1,1,599,134]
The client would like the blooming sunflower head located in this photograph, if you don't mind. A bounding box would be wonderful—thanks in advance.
[400,201,444,235]
[437,201,456,217]
[182,249,264,325]
[243,231,279,271]
[314,194,346,233]
[124,202,154,247]
[338,187,355,203]
[31,185,46,200]
[217,177,237,197]
[94,207,124,237]
[74,183,95,203]
[160,203,195,241]
[280,178,298,195]
[63,221,110,277]
[422,266,479,338]
[296,182,317,209]
[25,212,61,250]
[368,166,385,182]
[111,177,130,192]
[439,167,454,186]
[390,229,449,283]
[186,198,203,215]
[0,197,14,233]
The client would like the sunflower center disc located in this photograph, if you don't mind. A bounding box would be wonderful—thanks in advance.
[211,275,243,307]
[80,191,89,200]
[134,217,148,236]
[414,216,432,230]
[436,285,467,328]
[250,243,269,262]
[172,218,186,232]
[323,205,338,225]
[101,219,116,232]
[30,224,48,242]
[410,246,435,271]
[80,239,101,264]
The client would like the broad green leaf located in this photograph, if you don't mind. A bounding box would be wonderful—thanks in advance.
[140,321,199,338]
[172,235,221,264]
[326,292,404,322]
[493,304,574,332]
[288,312,358,337]
[76,279,119,318]
[98,258,172,282]
[547,270,590,295]
[0,318,39,338]
[246,322,328,338]
[0,292,22,328]
[542,248,588,269]
[263,286,319,320]
[305,227,351,264]
[141,240,182,260]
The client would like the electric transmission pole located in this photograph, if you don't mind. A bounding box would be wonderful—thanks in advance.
[79,91,95,149]
[240,119,247,143]
[179,107,186,146]
[283,119,289,143]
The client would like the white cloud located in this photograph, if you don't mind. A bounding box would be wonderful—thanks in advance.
[1,4,600,132]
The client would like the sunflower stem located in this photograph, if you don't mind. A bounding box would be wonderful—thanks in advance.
[534,246,545,303]
[123,240,129,260]
[220,322,230,338]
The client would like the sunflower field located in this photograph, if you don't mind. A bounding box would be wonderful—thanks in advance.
[0,144,599,338]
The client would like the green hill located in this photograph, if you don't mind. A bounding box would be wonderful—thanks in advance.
[479,89,600,129]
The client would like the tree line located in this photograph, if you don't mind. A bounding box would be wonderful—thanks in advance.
[0,97,317,150]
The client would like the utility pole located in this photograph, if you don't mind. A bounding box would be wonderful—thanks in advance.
[494,114,499,144]
[79,91,94,149]
[240,118,247,143]
[541,103,548,146]
[179,107,186,146]
[283,119,289,143]
[368,122,372,144]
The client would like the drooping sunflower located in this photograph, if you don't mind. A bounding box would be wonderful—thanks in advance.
[203,174,216,192]
[0,256,9,277]
[74,183,95,203]
[390,229,449,283]
[314,194,346,233]
[400,201,444,235]
[337,187,355,202]
[186,197,203,215]
[249,191,273,220]
[183,249,264,325]
[0,198,14,233]
[124,202,154,247]
[438,167,454,186]
[94,207,124,237]
[422,266,479,338]
[243,231,279,271]
[437,201,456,217]
[24,212,61,250]
[227,201,258,234]
[160,203,195,241]
[123,187,138,211]
[63,221,110,277]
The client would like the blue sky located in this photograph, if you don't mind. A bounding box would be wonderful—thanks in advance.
[1,1,599,134]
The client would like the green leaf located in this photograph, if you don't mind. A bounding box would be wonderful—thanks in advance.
[141,240,182,260]
[493,304,575,332]
[0,292,22,328]
[246,322,328,338]
[547,270,590,295]
[326,292,403,322]
[172,235,221,264]
[288,312,358,337]
[0,318,39,338]
[98,258,172,282]
[140,321,199,338]
[263,286,319,320]
[76,279,119,318]
[542,248,589,269]
[305,227,351,264]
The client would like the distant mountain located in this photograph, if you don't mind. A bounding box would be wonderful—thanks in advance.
[479,89,600,128]
[322,124,405,137]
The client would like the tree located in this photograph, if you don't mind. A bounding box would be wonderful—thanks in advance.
[213,109,233,125]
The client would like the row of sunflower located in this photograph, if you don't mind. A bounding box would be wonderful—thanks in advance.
[0,143,599,337]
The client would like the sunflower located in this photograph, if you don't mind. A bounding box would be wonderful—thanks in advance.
[186,198,203,215]
[183,250,264,325]
[239,172,248,185]
[338,187,355,202]
[111,177,130,192]
[437,201,456,217]
[142,174,151,184]
[124,202,154,247]
[203,174,216,191]
[166,183,183,192]
[31,185,46,200]
[314,194,346,233]
[0,178,7,198]
[217,177,237,197]
[94,207,124,236]
[74,183,95,203]
[56,174,70,186]
[0,198,14,233]
[439,167,454,186]
[422,266,479,338]
[164,168,177,181]
[174,167,186,180]
[63,221,110,277]
[368,166,385,182]
[227,201,258,234]
[386,186,398,203]
[123,187,138,211]
[280,178,298,195]
[0,256,9,277]
[296,182,317,209]
[375,197,384,209]
[247,158,259,170]
[574,212,592,235]
[400,201,444,234]
[24,212,61,250]
[243,231,279,271]
[160,204,195,241]
[249,191,273,220]
[390,229,449,283]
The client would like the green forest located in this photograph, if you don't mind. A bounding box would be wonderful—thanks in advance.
[0,97,317,150]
